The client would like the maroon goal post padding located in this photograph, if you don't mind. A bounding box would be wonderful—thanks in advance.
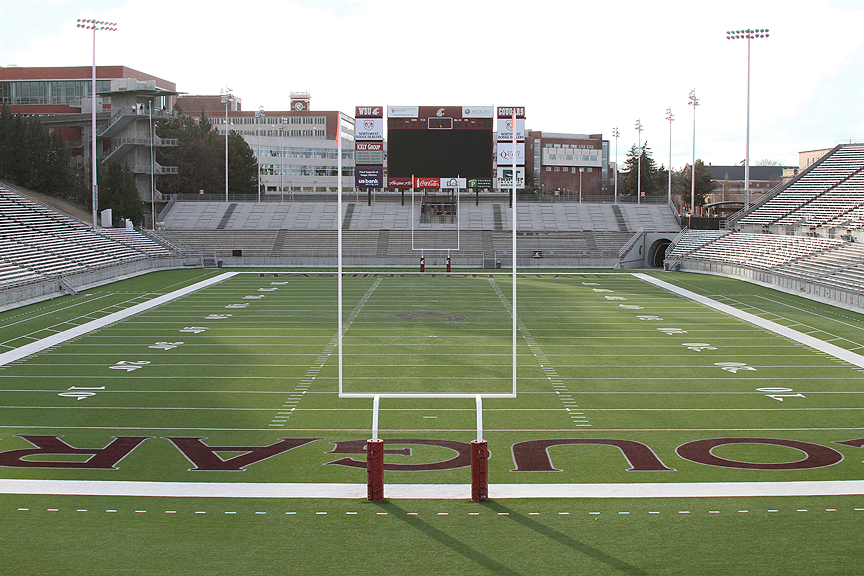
[471,440,488,501]
[366,439,384,501]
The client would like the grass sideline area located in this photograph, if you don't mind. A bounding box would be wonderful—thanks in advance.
[1,268,864,574]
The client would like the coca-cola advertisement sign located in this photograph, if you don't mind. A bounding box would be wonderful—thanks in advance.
[414,177,440,188]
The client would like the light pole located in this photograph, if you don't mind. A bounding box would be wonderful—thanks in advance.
[688,89,700,214]
[612,126,619,203]
[727,28,769,210]
[635,119,643,204]
[579,167,584,202]
[279,118,287,201]
[665,107,674,207]
[76,18,117,229]
[256,106,265,202]
[221,88,235,201]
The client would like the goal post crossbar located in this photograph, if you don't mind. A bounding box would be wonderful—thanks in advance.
[336,114,519,438]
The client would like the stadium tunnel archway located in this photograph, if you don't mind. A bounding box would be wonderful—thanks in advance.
[648,237,673,268]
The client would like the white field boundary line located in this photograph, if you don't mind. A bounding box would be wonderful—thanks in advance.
[4,479,864,499]
[633,273,864,370]
[0,272,239,368]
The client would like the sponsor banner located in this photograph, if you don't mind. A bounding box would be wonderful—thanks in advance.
[497,118,526,142]
[388,176,414,188]
[462,106,494,118]
[497,142,526,166]
[355,142,383,151]
[440,177,467,189]
[496,167,526,189]
[355,141,384,165]
[356,149,384,165]
[355,106,383,118]
[356,118,384,140]
[387,105,419,118]
[468,178,493,189]
[355,166,384,189]
[415,177,440,189]
[497,106,526,119]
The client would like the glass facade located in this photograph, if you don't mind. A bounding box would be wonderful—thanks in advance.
[0,79,112,105]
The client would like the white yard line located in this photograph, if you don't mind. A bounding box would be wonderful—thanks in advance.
[0,272,238,368]
[3,479,864,499]
[633,273,864,369]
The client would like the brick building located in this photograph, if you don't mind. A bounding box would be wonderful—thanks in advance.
[525,131,611,198]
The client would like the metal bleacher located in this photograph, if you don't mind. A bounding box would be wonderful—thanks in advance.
[0,184,162,289]
[153,198,673,264]
[668,144,864,301]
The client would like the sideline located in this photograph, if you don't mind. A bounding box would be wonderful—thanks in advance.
[3,479,864,499]
[0,272,238,368]
[633,273,864,369]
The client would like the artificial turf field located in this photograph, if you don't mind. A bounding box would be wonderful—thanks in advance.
[2,268,864,575]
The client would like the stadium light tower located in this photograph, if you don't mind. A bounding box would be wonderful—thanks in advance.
[635,119,643,204]
[612,126,620,203]
[76,18,117,229]
[666,107,674,206]
[688,89,700,214]
[727,28,769,210]
[221,88,235,201]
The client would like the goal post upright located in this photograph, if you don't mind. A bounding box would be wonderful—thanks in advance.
[337,104,522,501]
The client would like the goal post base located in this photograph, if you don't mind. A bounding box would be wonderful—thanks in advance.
[367,439,384,501]
[471,440,488,502]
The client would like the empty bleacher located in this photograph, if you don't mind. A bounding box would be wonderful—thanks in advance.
[736,144,864,231]
[0,184,164,289]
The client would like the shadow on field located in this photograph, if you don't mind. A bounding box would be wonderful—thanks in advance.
[374,501,523,576]
[374,500,647,576]
[482,501,649,576]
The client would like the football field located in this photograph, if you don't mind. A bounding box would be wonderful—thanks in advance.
[1,268,864,575]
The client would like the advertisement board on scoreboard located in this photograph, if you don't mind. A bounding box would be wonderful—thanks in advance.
[356,166,384,188]
[496,118,526,142]
[496,142,526,166]
[496,167,526,189]
[355,117,384,141]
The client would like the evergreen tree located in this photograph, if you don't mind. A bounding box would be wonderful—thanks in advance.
[156,107,224,195]
[98,162,142,226]
[227,130,258,195]
[679,159,715,209]
[156,108,258,196]
[0,105,76,199]
[620,142,661,199]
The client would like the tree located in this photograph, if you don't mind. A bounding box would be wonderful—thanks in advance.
[226,131,258,195]
[0,105,76,199]
[98,162,142,226]
[156,108,258,196]
[156,108,224,195]
[679,159,715,210]
[620,141,662,198]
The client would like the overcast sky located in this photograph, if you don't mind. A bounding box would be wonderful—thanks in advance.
[2,0,863,169]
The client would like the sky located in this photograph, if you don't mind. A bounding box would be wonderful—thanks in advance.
[1,0,863,170]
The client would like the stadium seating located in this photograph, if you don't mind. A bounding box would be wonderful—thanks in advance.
[0,184,163,288]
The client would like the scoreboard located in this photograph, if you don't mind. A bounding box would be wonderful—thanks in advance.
[386,106,494,187]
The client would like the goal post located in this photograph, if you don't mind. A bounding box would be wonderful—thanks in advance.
[336,107,521,500]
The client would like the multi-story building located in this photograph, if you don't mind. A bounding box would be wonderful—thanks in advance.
[525,131,610,198]
[0,66,179,213]
[704,165,793,208]
[178,92,355,194]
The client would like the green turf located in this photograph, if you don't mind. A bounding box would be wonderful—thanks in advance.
[2,268,864,574]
